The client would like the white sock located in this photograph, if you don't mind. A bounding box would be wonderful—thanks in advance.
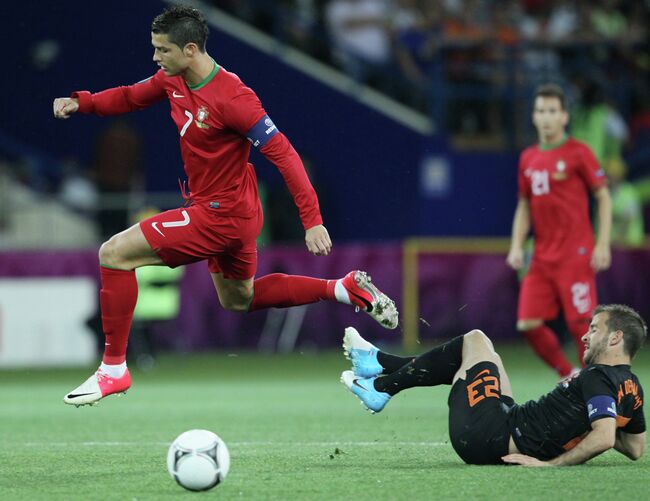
[345,327,375,350]
[334,280,352,305]
[100,361,127,378]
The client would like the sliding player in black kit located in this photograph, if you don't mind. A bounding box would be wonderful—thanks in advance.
[340,304,645,466]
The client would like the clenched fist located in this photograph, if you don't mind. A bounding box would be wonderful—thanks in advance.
[53,97,79,119]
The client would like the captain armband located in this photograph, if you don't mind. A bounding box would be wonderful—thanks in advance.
[245,114,279,148]
[586,395,617,422]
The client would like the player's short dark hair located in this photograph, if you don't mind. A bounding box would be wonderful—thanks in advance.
[594,304,647,358]
[151,6,209,52]
[535,83,566,110]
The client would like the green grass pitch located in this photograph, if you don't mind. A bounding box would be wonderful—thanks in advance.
[2,344,648,500]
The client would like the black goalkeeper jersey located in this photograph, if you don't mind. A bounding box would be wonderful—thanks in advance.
[509,364,645,460]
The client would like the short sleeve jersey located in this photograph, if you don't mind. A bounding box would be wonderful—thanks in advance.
[509,364,645,460]
[518,137,606,263]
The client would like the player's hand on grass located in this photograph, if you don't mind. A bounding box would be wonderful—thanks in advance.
[591,242,611,272]
[305,225,332,256]
[506,247,524,270]
[53,97,79,119]
[501,454,551,467]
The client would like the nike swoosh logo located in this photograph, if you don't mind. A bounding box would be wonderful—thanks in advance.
[151,210,191,238]
[352,379,367,392]
[151,222,165,237]
[67,392,95,398]
[474,369,491,380]
[349,292,373,312]
[172,91,185,98]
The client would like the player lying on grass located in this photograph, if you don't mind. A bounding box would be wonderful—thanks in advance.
[53,6,398,407]
[341,304,646,466]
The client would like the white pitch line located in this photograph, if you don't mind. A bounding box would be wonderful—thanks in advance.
[22,441,447,447]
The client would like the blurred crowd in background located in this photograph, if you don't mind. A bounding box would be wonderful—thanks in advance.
[214,2,647,135]
[1,0,649,249]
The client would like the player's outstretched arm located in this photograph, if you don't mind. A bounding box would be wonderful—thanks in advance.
[53,97,79,119]
[506,198,530,270]
[591,186,612,272]
[503,417,617,466]
[615,430,646,460]
[305,224,332,257]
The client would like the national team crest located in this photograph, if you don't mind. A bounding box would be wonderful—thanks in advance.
[552,159,568,180]
[195,106,210,129]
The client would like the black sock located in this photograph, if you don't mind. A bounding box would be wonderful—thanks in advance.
[373,335,464,396]
[377,352,414,374]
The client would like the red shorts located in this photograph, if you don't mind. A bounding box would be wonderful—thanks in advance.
[140,203,263,280]
[517,258,597,323]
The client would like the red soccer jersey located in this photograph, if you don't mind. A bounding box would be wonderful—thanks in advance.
[72,64,322,229]
[518,137,606,264]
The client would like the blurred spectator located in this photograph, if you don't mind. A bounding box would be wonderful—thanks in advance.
[626,91,650,179]
[607,159,645,247]
[518,1,578,82]
[442,0,493,135]
[208,0,649,147]
[58,158,98,217]
[392,0,440,111]
[325,0,392,86]
[279,0,331,59]
[590,0,627,40]
[571,79,628,172]
[256,179,272,247]
[92,120,144,240]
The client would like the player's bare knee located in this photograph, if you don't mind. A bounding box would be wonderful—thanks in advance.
[218,293,252,313]
[464,329,492,349]
[462,330,497,362]
[100,237,133,269]
[99,239,120,268]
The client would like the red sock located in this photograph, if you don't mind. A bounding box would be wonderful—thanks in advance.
[249,273,335,311]
[523,325,573,377]
[100,266,138,364]
[568,319,589,367]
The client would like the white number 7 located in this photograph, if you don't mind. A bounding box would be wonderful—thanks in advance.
[180,110,193,136]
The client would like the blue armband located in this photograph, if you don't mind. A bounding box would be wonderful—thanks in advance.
[246,114,278,148]
[587,395,617,422]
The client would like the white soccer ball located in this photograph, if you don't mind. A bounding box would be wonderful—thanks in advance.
[167,429,230,491]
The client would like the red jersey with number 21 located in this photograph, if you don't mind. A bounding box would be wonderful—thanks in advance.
[518,137,606,264]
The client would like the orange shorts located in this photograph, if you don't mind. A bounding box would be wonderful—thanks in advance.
[140,203,263,280]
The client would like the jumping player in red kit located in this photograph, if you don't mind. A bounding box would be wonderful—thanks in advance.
[53,6,398,406]
[507,84,612,378]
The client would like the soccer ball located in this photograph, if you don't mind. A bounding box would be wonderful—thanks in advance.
[167,429,230,491]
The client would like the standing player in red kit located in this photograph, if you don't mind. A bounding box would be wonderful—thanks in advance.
[507,84,612,378]
[53,6,398,407]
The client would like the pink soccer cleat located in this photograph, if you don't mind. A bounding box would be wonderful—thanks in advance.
[63,368,132,407]
[341,271,399,329]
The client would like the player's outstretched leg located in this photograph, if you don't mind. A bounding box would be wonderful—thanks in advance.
[340,370,391,414]
[63,367,132,407]
[341,333,465,414]
[339,271,398,329]
[249,270,399,329]
[343,327,383,377]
